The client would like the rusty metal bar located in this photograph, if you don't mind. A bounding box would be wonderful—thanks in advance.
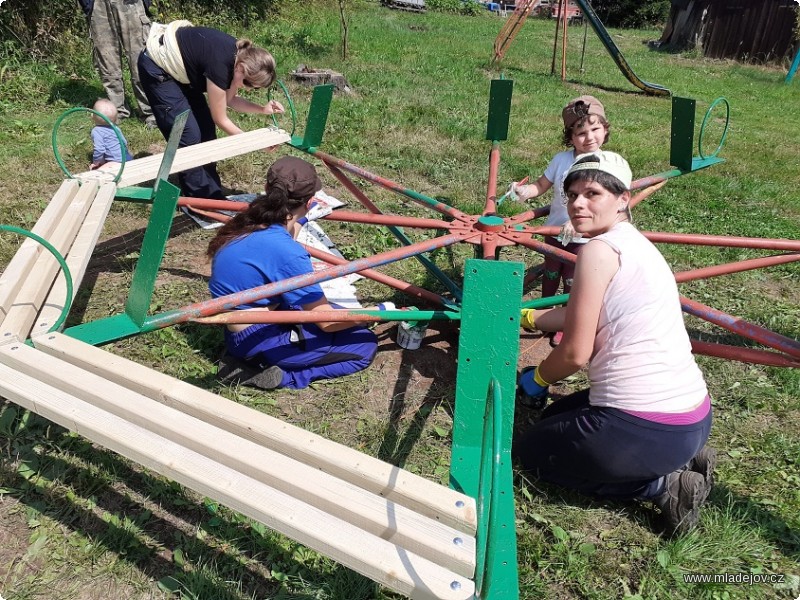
[192,308,459,325]
[178,197,248,211]
[643,231,800,252]
[675,253,800,282]
[323,210,450,229]
[690,340,800,368]
[682,295,800,360]
[310,148,468,220]
[303,244,449,307]
[484,143,501,216]
[145,232,475,330]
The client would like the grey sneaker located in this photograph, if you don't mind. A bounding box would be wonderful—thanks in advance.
[688,446,717,500]
[217,354,284,390]
[144,116,158,130]
[655,470,706,536]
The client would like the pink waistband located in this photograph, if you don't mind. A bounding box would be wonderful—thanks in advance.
[621,395,711,425]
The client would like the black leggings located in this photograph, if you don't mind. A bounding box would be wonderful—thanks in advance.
[513,389,711,500]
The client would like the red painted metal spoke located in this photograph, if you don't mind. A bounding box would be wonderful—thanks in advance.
[681,295,800,360]
[323,210,451,230]
[312,149,469,221]
[149,231,476,329]
[642,231,800,252]
[675,253,800,282]
[303,244,448,307]
[690,340,800,368]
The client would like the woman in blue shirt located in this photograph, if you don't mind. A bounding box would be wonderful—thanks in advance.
[207,157,378,390]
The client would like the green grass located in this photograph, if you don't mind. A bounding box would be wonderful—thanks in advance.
[1,1,800,599]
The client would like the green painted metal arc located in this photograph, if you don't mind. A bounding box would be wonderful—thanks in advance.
[474,377,505,597]
[0,225,73,333]
[573,0,671,97]
[269,79,297,137]
[52,107,127,182]
[697,97,730,159]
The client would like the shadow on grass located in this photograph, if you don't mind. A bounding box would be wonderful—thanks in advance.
[48,79,104,109]
[0,407,377,599]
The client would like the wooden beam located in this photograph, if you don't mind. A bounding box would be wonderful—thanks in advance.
[34,183,117,332]
[73,128,291,188]
[0,352,475,600]
[33,332,477,534]
[3,341,475,578]
[0,180,79,326]
[0,181,99,339]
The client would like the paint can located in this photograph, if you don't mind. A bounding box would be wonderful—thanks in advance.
[396,307,428,350]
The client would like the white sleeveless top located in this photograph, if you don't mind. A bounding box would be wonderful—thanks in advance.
[588,222,708,412]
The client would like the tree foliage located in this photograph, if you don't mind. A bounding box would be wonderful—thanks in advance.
[590,0,670,29]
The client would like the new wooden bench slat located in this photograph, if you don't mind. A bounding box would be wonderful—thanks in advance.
[73,128,291,188]
[0,179,80,325]
[0,181,101,339]
[33,332,477,535]
[1,341,475,578]
[33,182,117,333]
[0,347,475,600]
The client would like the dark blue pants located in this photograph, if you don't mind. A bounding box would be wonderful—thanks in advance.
[513,390,712,500]
[137,51,225,199]
[225,321,378,390]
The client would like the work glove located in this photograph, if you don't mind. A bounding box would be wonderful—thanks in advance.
[520,308,537,331]
[517,367,549,409]
[557,222,582,246]
[506,181,521,203]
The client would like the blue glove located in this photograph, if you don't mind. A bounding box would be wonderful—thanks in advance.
[517,368,549,408]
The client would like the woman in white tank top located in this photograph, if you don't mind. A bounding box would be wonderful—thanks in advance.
[515,151,715,536]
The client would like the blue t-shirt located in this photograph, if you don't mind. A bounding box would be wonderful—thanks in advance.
[209,225,325,310]
[91,126,133,164]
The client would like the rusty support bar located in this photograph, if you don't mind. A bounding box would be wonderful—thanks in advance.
[681,295,800,360]
[643,231,800,252]
[193,309,459,325]
[178,197,248,211]
[323,210,450,229]
[675,253,800,282]
[146,232,475,330]
[310,148,467,221]
[303,245,449,307]
[690,340,800,368]
[485,143,501,216]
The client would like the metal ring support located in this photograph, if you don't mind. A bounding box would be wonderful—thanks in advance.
[52,107,127,183]
[698,97,730,159]
[0,225,74,333]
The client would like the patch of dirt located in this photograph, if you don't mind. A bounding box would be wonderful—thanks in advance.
[0,496,38,585]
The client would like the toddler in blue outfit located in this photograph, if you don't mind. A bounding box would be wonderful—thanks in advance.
[89,98,133,171]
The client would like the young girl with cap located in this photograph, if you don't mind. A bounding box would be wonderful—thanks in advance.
[509,96,610,345]
[138,22,284,200]
[514,151,716,535]
[207,156,378,390]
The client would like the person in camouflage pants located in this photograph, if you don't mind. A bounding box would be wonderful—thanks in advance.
[78,0,154,124]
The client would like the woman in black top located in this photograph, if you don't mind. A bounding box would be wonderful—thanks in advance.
[138,24,284,199]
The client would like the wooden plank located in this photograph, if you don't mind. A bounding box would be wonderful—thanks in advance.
[0,356,475,600]
[33,332,477,534]
[0,180,80,325]
[73,128,291,188]
[2,341,475,578]
[34,183,117,332]
[0,182,99,339]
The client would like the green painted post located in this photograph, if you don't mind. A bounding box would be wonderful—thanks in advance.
[294,84,334,150]
[125,178,181,326]
[451,258,520,599]
[670,96,695,172]
[486,80,513,142]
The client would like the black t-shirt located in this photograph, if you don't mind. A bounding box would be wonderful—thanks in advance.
[176,27,237,92]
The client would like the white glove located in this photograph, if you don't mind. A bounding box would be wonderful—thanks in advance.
[506,182,520,202]
[557,222,582,246]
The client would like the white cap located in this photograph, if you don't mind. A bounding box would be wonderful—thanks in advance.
[567,151,632,189]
